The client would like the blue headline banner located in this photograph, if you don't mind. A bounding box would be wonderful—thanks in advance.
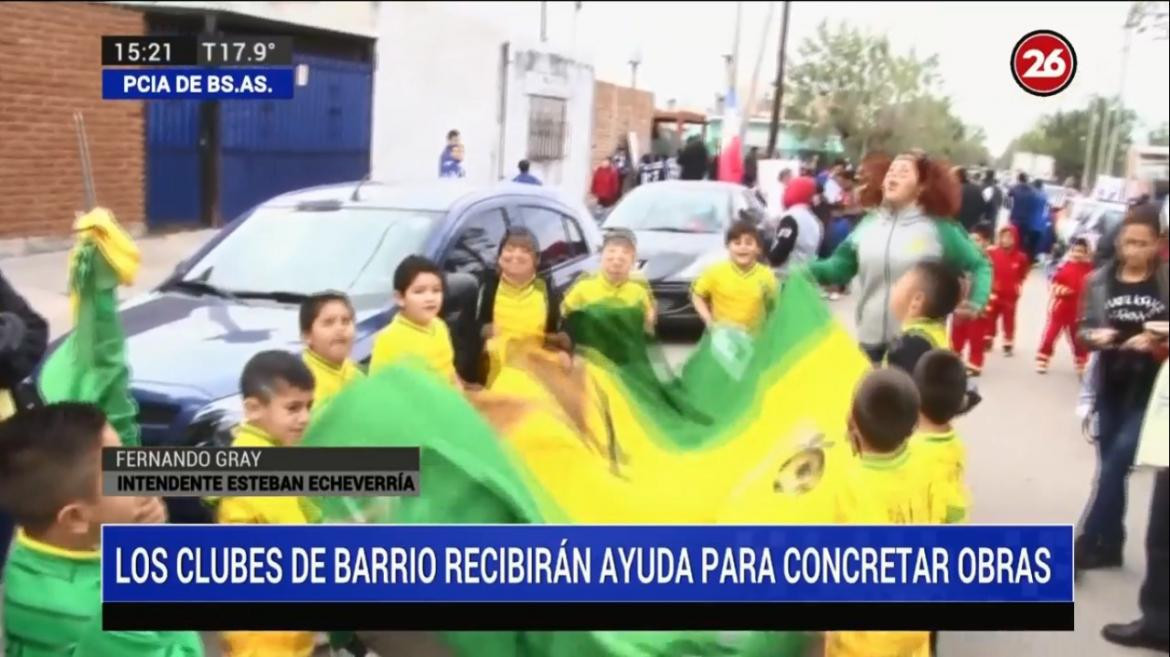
[103,524,1073,604]
[101,68,294,100]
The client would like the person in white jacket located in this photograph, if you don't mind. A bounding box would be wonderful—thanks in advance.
[768,175,822,277]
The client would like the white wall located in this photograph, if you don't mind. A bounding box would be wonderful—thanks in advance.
[109,1,379,37]
[371,2,507,186]
[501,47,595,197]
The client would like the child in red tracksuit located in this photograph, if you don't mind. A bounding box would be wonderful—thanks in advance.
[952,222,993,376]
[984,224,1031,356]
[1036,237,1094,376]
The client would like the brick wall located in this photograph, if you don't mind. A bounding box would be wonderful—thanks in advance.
[0,2,145,242]
[591,80,653,169]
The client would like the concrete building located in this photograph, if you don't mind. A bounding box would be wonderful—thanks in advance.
[371,2,595,196]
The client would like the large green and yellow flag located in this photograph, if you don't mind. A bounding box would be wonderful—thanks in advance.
[38,208,142,446]
[303,273,870,656]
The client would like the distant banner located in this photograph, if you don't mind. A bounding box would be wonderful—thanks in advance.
[101,68,295,100]
[103,524,1074,632]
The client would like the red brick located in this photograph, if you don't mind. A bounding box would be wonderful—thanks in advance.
[0,2,145,239]
[590,80,654,170]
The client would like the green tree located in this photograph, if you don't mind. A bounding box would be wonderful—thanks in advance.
[784,21,987,163]
[1150,122,1169,146]
[1001,96,1137,181]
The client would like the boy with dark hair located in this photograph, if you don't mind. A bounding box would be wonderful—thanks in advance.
[826,367,941,657]
[1036,237,1094,375]
[0,403,202,656]
[370,255,460,387]
[911,349,974,524]
[478,227,568,383]
[885,259,962,374]
[692,218,778,333]
[300,291,364,410]
[985,225,1031,356]
[952,222,994,375]
[218,350,316,656]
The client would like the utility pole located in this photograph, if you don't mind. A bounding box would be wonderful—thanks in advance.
[729,1,743,92]
[540,1,548,42]
[1082,100,1100,190]
[766,1,791,157]
[741,2,776,146]
[1101,24,1134,177]
[628,53,641,89]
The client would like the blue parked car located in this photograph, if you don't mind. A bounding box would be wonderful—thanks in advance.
[34,180,602,518]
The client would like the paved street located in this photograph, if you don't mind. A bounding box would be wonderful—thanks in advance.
[1,233,1164,655]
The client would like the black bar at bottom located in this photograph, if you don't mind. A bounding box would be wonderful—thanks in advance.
[105,602,1073,632]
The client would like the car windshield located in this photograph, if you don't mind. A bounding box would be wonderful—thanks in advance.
[179,206,442,308]
[604,186,731,233]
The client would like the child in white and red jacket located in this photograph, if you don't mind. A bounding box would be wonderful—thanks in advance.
[1036,237,1094,375]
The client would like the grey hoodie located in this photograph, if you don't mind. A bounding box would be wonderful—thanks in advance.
[808,205,992,346]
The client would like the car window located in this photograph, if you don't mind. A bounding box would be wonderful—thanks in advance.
[180,206,441,309]
[562,213,589,260]
[604,185,731,233]
[444,207,509,277]
[517,205,575,272]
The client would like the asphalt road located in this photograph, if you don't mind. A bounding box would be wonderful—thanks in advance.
[2,233,1163,656]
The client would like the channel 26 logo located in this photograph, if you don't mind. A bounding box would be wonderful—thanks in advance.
[1011,30,1078,97]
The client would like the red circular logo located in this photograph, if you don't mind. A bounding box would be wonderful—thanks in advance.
[1011,30,1077,96]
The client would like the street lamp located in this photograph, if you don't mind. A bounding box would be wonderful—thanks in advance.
[628,49,642,89]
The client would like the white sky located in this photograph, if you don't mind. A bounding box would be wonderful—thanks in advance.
[449,1,1169,156]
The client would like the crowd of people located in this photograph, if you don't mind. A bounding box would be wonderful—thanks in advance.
[0,138,1168,656]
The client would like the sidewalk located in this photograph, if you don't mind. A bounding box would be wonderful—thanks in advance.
[0,229,216,339]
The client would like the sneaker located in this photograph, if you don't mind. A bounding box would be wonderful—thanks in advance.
[1003,345,1014,357]
[1035,361,1048,374]
[828,292,842,301]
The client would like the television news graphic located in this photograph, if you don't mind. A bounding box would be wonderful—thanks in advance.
[101,35,295,100]
[1010,30,1077,97]
[103,447,420,497]
[103,524,1074,632]
[101,36,293,67]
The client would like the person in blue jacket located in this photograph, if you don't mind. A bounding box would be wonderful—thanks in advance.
[512,159,541,185]
[1030,179,1052,263]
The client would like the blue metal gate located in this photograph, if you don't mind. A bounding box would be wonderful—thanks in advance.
[218,53,373,222]
[145,100,203,227]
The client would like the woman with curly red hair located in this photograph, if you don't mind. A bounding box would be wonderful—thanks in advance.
[806,150,993,363]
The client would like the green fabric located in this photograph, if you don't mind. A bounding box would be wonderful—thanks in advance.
[2,539,101,655]
[1,540,202,657]
[36,242,140,446]
[806,217,867,286]
[936,220,992,308]
[299,276,876,656]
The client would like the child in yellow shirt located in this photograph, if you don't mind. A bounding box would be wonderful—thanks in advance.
[910,348,972,524]
[299,291,364,412]
[826,367,944,657]
[217,350,317,657]
[370,255,460,387]
[886,258,962,374]
[478,227,568,384]
[691,218,778,333]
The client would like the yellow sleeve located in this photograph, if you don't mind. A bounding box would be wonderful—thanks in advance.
[368,326,401,374]
[217,496,261,525]
[437,321,457,381]
[692,264,716,297]
[764,268,779,298]
[562,279,586,316]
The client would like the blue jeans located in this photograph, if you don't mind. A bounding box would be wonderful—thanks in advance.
[1080,393,1145,547]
